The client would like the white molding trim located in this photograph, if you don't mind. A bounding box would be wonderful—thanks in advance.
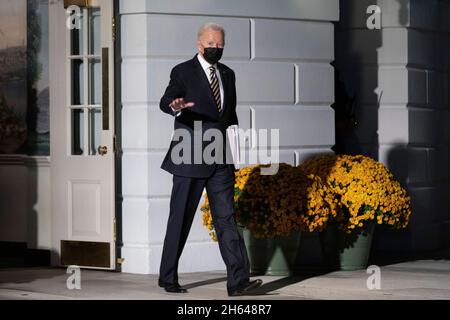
[0,155,51,167]
[119,0,340,22]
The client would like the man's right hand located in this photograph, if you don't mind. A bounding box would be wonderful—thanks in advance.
[169,98,195,111]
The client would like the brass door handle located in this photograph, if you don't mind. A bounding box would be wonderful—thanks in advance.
[98,145,108,155]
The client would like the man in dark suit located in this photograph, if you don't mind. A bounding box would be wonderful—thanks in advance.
[158,23,262,296]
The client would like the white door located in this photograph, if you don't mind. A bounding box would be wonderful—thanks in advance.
[50,0,116,269]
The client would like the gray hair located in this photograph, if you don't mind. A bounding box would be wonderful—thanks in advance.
[197,23,225,44]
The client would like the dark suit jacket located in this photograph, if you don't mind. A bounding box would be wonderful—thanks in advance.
[160,54,239,178]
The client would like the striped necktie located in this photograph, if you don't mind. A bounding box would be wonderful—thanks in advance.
[209,66,222,113]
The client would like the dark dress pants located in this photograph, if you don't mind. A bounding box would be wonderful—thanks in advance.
[159,164,250,290]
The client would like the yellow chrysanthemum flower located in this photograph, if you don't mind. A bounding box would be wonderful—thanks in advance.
[202,155,412,241]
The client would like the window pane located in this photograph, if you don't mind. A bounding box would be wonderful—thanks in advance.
[88,58,101,105]
[71,59,84,105]
[88,8,101,55]
[71,109,84,155]
[89,108,102,155]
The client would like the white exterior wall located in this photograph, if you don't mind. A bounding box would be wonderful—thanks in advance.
[119,0,339,274]
[337,0,450,252]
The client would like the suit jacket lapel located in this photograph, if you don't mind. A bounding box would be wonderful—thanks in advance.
[192,55,220,119]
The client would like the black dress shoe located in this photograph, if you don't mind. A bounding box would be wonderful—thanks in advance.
[158,279,188,293]
[228,279,263,296]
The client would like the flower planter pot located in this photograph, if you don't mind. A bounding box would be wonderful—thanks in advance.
[319,222,375,271]
[239,227,302,276]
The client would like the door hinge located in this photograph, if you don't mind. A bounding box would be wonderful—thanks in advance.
[113,217,116,242]
[113,134,122,155]
[113,134,118,154]
[64,0,92,8]
[112,16,116,42]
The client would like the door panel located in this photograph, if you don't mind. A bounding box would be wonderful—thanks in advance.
[50,0,115,270]
[68,180,101,238]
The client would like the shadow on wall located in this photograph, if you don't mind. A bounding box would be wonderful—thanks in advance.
[330,65,361,156]
[376,0,450,258]
[331,0,449,262]
[333,0,382,160]
[0,157,52,270]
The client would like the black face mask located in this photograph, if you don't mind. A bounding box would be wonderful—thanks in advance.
[203,47,223,65]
